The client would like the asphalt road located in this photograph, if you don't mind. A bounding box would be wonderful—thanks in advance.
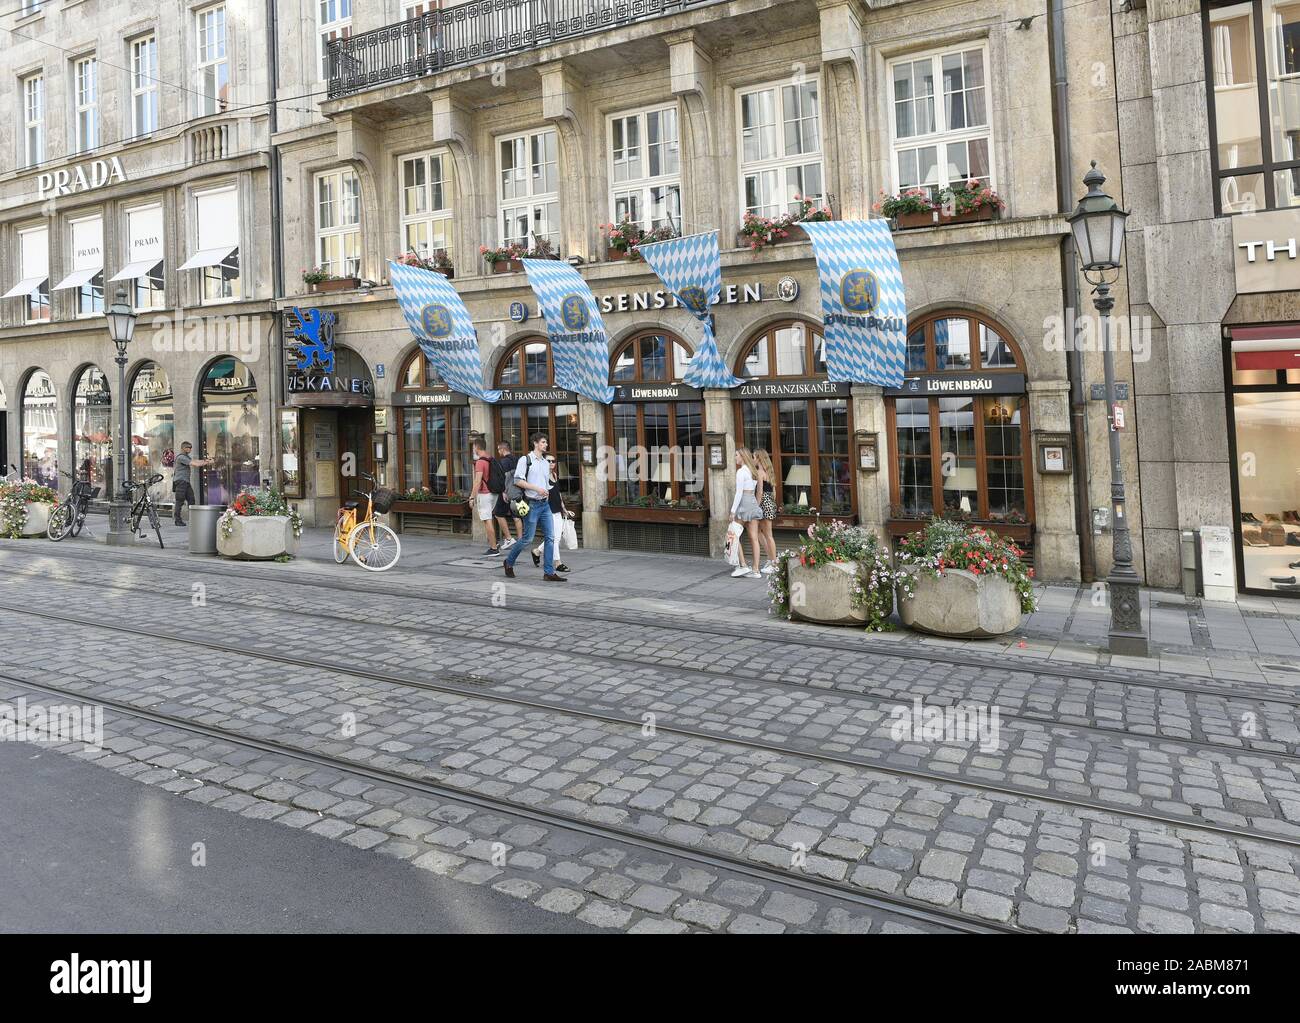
[0,741,593,934]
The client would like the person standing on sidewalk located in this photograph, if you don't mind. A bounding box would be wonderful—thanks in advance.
[502,433,565,582]
[755,448,780,574]
[531,453,574,574]
[492,440,524,550]
[471,437,500,556]
[729,446,764,579]
[172,442,214,526]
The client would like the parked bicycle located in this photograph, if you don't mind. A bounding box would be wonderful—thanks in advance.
[123,474,167,549]
[47,469,102,541]
[333,472,401,572]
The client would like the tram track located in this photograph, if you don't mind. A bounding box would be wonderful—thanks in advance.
[3,597,1299,854]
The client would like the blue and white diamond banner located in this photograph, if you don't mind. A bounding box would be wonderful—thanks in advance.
[635,231,744,389]
[520,258,615,404]
[389,260,501,402]
[800,221,908,387]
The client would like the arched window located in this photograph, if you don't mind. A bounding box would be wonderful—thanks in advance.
[734,321,854,517]
[396,348,470,497]
[72,365,112,490]
[494,337,581,506]
[131,362,174,489]
[888,310,1032,527]
[200,357,261,504]
[21,370,58,488]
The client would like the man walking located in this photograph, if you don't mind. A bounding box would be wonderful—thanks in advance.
[471,437,500,556]
[502,433,565,582]
[492,440,523,549]
[172,442,213,526]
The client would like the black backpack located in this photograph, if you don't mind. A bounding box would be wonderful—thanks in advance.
[503,455,535,503]
[485,455,507,495]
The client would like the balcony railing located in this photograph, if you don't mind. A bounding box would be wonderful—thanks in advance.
[327,0,717,100]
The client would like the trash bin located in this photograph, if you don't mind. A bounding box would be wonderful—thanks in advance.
[188,504,227,556]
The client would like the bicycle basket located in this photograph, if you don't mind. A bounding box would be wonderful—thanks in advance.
[371,487,397,514]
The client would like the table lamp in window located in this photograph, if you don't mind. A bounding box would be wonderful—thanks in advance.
[435,459,448,497]
[652,461,672,501]
[785,464,812,507]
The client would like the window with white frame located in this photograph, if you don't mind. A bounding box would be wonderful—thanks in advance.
[400,151,453,260]
[131,35,159,137]
[889,45,992,198]
[116,204,165,309]
[180,186,240,302]
[402,0,436,16]
[22,73,44,168]
[74,56,98,153]
[609,105,682,231]
[498,129,559,248]
[20,1,42,15]
[13,226,50,322]
[58,216,105,316]
[318,1,352,82]
[196,4,229,116]
[738,79,823,218]
[315,168,361,278]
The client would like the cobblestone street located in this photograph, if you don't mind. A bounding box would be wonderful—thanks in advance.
[3,533,1299,935]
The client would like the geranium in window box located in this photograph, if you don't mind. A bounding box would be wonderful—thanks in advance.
[877,182,1005,230]
[481,238,556,274]
[303,266,361,292]
[392,487,471,517]
[397,249,454,279]
[600,493,708,526]
[738,195,832,252]
[601,218,680,262]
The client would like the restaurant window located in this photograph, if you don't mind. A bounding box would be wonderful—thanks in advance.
[887,311,1032,525]
[315,167,362,278]
[396,349,470,497]
[738,79,823,218]
[734,321,854,516]
[494,338,581,506]
[498,129,559,248]
[118,204,166,310]
[21,370,58,489]
[183,186,240,302]
[12,226,50,323]
[1207,0,1300,211]
[888,44,992,198]
[400,151,453,260]
[130,361,174,491]
[609,106,682,231]
[199,357,260,504]
[607,333,702,502]
[72,365,112,491]
[56,215,105,317]
[196,3,229,116]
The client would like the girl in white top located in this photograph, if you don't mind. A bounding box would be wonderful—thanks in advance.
[730,446,764,579]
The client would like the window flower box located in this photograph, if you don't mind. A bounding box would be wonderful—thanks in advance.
[481,240,556,274]
[886,516,1031,545]
[392,499,470,518]
[600,503,708,527]
[893,206,999,230]
[739,196,830,251]
[876,182,1005,232]
[774,511,856,531]
[310,276,361,293]
[490,259,524,275]
[396,251,453,279]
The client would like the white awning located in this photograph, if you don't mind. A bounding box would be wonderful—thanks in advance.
[109,258,162,282]
[54,265,103,291]
[178,246,236,271]
[2,275,47,299]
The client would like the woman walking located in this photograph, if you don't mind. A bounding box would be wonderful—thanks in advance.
[729,446,764,579]
[754,449,779,574]
[532,453,574,573]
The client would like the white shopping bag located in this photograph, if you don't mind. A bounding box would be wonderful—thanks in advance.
[724,521,743,566]
[562,518,578,551]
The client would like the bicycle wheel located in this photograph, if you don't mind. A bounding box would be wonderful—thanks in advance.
[348,521,401,572]
[47,502,72,541]
[147,502,164,549]
[333,514,352,564]
[69,498,87,537]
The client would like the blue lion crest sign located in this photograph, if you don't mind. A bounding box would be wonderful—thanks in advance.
[287,307,338,374]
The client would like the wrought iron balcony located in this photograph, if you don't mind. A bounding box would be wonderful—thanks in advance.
[327,0,716,100]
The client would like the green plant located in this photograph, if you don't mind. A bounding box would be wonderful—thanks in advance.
[302,266,346,284]
[605,491,705,510]
[741,193,834,251]
[397,249,453,273]
[895,518,1037,613]
[874,181,1005,221]
[768,519,905,632]
[218,486,304,541]
[873,188,937,218]
[480,237,555,266]
[400,487,464,503]
[0,480,58,539]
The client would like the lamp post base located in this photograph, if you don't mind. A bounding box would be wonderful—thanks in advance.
[105,500,138,546]
[1106,574,1149,657]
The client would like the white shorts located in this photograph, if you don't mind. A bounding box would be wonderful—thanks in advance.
[476,493,496,521]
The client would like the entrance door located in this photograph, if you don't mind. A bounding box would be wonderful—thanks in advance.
[0,412,7,474]
[337,408,375,508]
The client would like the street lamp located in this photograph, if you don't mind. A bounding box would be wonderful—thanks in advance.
[1068,161,1147,657]
[105,287,138,546]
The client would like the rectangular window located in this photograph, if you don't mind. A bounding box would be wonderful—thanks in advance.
[119,204,165,310]
[609,105,682,232]
[497,129,559,248]
[74,56,98,153]
[738,80,823,218]
[196,4,229,116]
[889,46,991,198]
[22,74,44,168]
[16,226,50,323]
[183,186,241,302]
[400,151,453,260]
[69,216,105,316]
[318,0,352,82]
[131,35,159,137]
[315,167,361,278]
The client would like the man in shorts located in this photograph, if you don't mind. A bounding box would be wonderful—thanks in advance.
[471,437,500,556]
[492,440,524,549]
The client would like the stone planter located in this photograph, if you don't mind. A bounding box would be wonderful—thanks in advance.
[217,515,300,561]
[489,259,523,274]
[787,560,886,627]
[897,567,1023,639]
[20,502,53,538]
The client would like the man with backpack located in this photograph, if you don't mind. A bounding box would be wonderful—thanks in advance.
[491,440,523,549]
[502,433,565,582]
[471,437,500,556]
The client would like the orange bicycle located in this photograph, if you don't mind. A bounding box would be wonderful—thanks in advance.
[333,472,401,572]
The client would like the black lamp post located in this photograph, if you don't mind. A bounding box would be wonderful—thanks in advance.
[1068,162,1147,656]
[104,287,138,546]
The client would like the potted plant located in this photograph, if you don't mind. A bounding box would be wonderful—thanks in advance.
[0,479,58,539]
[600,218,680,261]
[480,238,556,274]
[216,487,303,560]
[876,181,1005,230]
[391,487,472,517]
[600,492,708,526]
[894,518,1037,638]
[397,249,454,279]
[303,266,361,292]
[768,519,904,631]
[886,503,1032,544]
[738,194,833,251]
[773,500,856,530]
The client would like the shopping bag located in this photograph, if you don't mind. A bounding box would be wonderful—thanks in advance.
[724,522,742,566]
[562,518,578,551]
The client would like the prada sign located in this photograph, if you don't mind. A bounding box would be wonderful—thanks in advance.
[736,379,854,399]
[885,373,1026,397]
[394,390,469,407]
[612,383,703,402]
[1232,209,1300,294]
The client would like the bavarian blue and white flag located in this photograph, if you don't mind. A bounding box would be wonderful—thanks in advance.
[520,258,616,404]
[389,260,501,402]
[635,231,744,389]
[800,220,908,387]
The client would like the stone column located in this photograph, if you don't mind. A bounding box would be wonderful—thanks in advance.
[667,30,719,234]
[816,0,868,218]
[850,384,888,540]
[705,387,735,557]
[540,62,593,261]
[579,397,607,549]
[430,88,484,279]
[1027,379,1082,582]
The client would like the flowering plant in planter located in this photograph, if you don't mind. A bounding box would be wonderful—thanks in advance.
[606,492,704,510]
[741,193,834,251]
[218,486,303,541]
[480,237,555,267]
[399,487,465,503]
[895,518,1036,613]
[0,480,58,539]
[874,182,1005,221]
[302,266,335,285]
[768,519,907,632]
[601,218,680,260]
[944,180,1005,215]
[873,188,937,218]
[396,249,453,275]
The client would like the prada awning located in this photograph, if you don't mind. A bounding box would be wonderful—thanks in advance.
[53,265,103,291]
[110,258,162,282]
[2,275,46,299]
[177,246,236,271]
